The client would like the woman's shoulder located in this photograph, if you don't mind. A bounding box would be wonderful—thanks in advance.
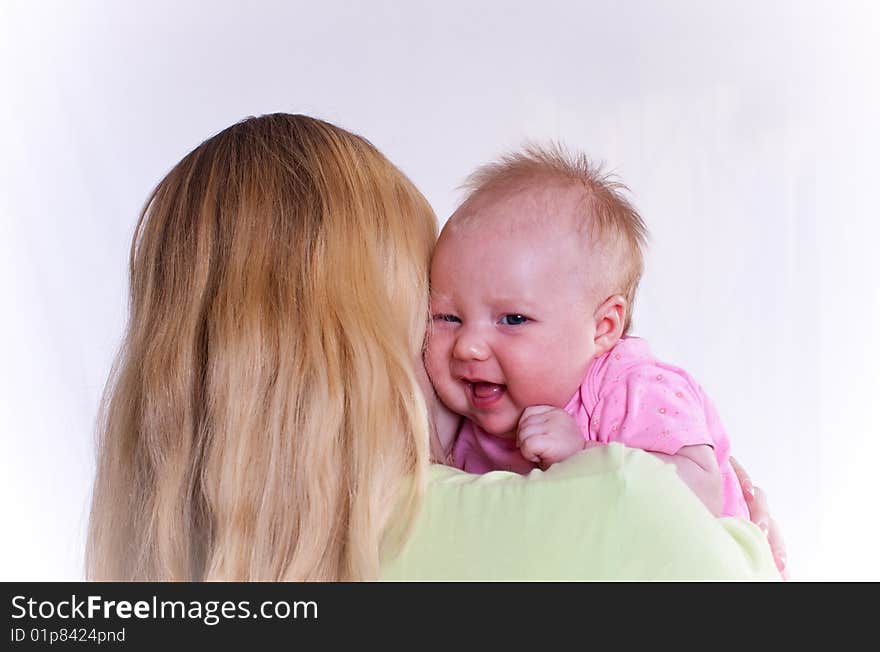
[381,444,778,581]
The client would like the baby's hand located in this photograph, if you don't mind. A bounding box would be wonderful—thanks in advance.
[516,405,586,470]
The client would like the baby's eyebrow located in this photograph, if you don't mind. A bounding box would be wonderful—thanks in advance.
[490,296,540,310]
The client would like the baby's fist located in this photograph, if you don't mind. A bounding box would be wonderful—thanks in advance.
[516,405,586,470]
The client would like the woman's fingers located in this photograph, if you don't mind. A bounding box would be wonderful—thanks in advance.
[729,456,788,579]
[752,484,789,579]
[729,456,755,499]
[766,514,789,580]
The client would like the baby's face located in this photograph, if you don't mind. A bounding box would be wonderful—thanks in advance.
[425,188,600,438]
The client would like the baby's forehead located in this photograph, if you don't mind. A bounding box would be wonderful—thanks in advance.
[451,179,588,239]
[436,179,622,294]
[439,187,609,270]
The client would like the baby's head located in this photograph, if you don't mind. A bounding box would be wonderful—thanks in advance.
[425,145,647,437]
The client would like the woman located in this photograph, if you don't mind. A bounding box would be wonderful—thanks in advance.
[86,113,783,581]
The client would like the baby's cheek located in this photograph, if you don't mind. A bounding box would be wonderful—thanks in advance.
[414,360,435,402]
[423,338,450,383]
[512,357,584,408]
[424,358,460,412]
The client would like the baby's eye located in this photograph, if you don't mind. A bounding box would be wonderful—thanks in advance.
[499,314,529,326]
[432,314,461,323]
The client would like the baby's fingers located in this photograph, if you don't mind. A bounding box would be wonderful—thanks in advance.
[518,405,556,427]
[519,433,553,467]
[516,406,553,444]
[516,421,548,448]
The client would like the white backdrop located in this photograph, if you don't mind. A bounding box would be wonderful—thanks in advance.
[1,0,878,580]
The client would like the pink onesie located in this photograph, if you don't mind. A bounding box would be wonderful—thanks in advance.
[452,336,749,518]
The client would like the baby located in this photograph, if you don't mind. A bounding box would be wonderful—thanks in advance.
[425,146,748,518]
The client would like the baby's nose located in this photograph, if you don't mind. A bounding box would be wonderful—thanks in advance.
[453,332,490,361]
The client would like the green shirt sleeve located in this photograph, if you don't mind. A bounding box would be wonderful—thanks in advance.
[380,443,779,581]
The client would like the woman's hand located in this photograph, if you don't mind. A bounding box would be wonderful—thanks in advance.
[730,456,789,580]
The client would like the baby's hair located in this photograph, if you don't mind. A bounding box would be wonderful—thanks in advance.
[458,143,648,334]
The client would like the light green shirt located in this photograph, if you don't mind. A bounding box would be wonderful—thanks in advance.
[381,444,778,581]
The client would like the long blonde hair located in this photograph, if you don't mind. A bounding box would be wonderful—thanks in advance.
[86,114,438,580]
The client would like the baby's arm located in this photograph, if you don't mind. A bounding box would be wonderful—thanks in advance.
[517,404,725,513]
[591,360,728,516]
[647,445,723,516]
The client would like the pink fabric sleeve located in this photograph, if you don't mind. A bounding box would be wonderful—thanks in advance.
[589,362,715,456]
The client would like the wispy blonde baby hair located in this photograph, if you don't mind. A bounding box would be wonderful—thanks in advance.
[86,113,438,581]
[456,143,648,334]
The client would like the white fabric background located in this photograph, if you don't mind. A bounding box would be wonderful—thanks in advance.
[1,0,877,580]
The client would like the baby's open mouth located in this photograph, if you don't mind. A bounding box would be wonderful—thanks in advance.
[466,381,506,408]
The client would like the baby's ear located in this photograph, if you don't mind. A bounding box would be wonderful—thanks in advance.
[592,295,626,356]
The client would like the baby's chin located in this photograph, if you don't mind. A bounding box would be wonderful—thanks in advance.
[470,414,518,439]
